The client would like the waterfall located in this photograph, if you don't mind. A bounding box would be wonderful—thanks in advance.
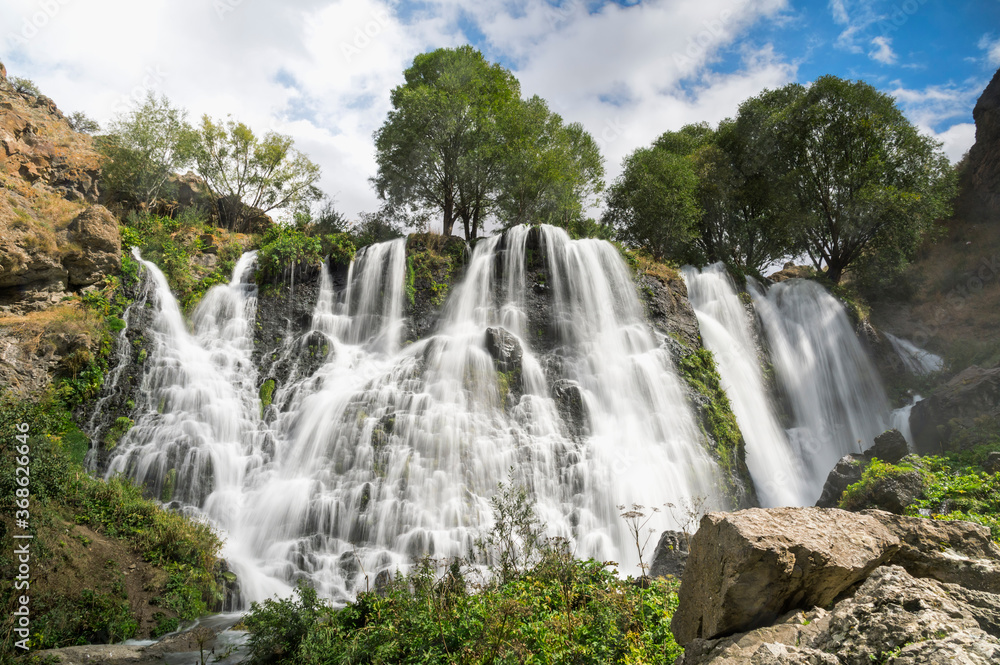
[105,227,729,605]
[683,264,811,507]
[751,278,891,501]
[884,333,944,375]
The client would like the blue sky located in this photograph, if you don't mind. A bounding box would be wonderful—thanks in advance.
[2,0,998,222]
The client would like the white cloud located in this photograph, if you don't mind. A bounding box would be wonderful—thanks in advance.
[930,122,975,163]
[888,80,986,163]
[868,36,896,65]
[979,34,1000,66]
[0,0,801,224]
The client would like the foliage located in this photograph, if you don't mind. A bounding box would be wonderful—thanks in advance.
[405,233,467,311]
[677,348,750,505]
[0,392,223,652]
[10,76,40,97]
[96,93,199,208]
[840,446,1000,541]
[196,115,322,232]
[373,45,603,240]
[67,111,100,134]
[255,224,327,283]
[242,480,684,665]
[776,75,957,283]
[602,145,701,263]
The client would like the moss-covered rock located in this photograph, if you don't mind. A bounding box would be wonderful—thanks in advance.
[404,233,468,341]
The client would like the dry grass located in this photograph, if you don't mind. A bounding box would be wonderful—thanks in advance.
[0,301,100,356]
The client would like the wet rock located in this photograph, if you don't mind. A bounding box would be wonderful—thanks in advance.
[62,204,122,286]
[986,451,1000,474]
[671,507,900,646]
[551,379,588,438]
[649,530,689,580]
[485,326,522,373]
[911,365,1000,455]
[815,454,866,509]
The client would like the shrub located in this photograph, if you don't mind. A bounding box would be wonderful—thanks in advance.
[10,76,40,97]
[255,224,324,283]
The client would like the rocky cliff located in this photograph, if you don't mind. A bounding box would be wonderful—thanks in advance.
[970,67,1000,218]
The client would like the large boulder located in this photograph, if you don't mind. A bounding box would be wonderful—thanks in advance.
[867,428,909,463]
[484,326,522,373]
[62,205,121,285]
[670,507,900,646]
[816,429,914,509]
[910,365,1000,455]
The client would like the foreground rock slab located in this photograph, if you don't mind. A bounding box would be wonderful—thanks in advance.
[671,507,900,645]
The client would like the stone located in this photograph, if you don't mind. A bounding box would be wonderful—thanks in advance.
[551,379,588,438]
[649,530,689,580]
[969,67,1000,216]
[62,205,121,286]
[842,467,924,515]
[910,365,1000,455]
[985,451,1000,474]
[866,428,909,463]
[868,511,1000,594]
[815,454,866,508]
[484,326,522,373]
[671,507,900,646]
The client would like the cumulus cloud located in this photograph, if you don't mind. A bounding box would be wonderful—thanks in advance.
[868,36,896,65]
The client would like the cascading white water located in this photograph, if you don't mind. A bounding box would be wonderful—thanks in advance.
[107,227,728,604]
[884,333,944,375]
[682,264,811,507]
[751,278,891,501]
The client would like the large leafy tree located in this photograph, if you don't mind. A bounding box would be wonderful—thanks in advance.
[602,145,701,262]
[496,95,604,228]
[373,45,521,239]
[373,46,603,239]
[97,93,198,208]
[778,75,956,283]
[195,116,322,232]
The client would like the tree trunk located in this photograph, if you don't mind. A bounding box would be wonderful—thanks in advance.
[825,262,844,284]
[443,193,455,236]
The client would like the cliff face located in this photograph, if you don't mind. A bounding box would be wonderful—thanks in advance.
[970,67,1000,217]
[0,64,116,313]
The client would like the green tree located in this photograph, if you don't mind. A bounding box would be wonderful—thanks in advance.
[602,145,702,262]
[96,93,198,208]
[68,111,100,134]
[779,75,956,283]
[195,116,322,233]
[372,45,522,239]
[496,95,605,228]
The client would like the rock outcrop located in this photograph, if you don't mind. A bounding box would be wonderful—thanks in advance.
[910,365,1000,455]
[674,508,1000,665]
[969,67,1000,217]
[649,530,689,580]
[816,428,910,508]
[63,205,122,285]
[670,508,900,645]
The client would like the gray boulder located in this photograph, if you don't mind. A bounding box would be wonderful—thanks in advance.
[648,530,689,580]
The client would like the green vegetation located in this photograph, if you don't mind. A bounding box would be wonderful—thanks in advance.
[67,111,101,134]
[840,440,1000,540]
[242,478,683,665]
[0,394,224,654]
[677,348,753,506]
[96,93,199,209]
[405,233,468,309]
[255,223,356,284]
[605,76,956,284]
[10,76,40,97]
[196,115,322,233]
[373,45,603,239]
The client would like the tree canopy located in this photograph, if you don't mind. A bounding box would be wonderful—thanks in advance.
[96,93,198,208]
[373,45,604,239]
[195,116,322,233]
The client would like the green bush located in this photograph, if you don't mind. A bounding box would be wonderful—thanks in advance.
[255,225,324,283]
[242,479,684,665]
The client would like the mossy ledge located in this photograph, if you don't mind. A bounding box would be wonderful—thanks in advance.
[404,232,469,341]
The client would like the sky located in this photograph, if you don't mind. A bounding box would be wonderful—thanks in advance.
[2,0,999,224]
